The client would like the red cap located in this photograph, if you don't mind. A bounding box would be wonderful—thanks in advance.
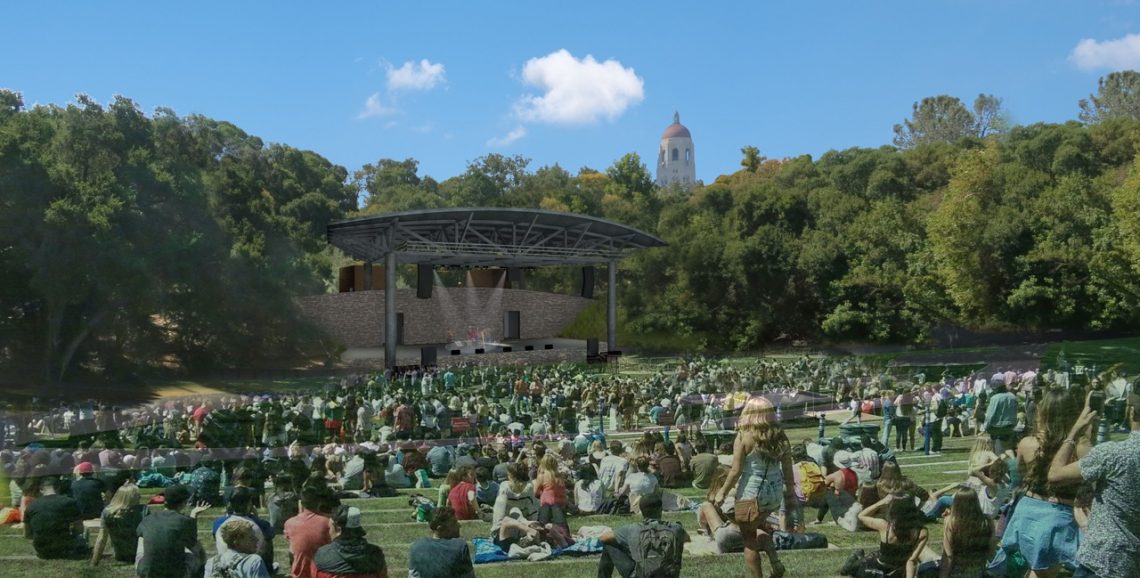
[77,462,94,475]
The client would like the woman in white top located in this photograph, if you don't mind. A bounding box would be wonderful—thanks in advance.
[572,464,604,514]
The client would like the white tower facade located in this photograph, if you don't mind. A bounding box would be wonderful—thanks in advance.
[656,111,696,187]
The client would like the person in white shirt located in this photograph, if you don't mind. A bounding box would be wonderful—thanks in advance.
[597,442,630,498]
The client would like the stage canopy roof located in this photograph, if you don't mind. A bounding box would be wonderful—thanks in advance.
[327,208,667,267]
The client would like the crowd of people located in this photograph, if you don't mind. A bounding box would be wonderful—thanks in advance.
[0,357,1136,578]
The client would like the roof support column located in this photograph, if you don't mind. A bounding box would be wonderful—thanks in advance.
[607,259,617,353]
[362,261,372,291]
[384,251,398,369]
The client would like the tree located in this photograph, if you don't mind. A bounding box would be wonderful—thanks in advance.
[740,146,764,172]
[1079,70,1140,124]
[972,93,1008,137]
[893,94,1006,149]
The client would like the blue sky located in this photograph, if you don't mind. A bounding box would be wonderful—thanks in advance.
[3,1,1139,186]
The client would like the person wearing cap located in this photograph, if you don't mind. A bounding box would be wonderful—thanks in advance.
[408,506,474,578]
[71,461,107,520]
[136,484,210,578]
[312,505,388,578]
[204,518,269,578]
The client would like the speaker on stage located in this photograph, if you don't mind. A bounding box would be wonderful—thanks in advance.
[581,266,595,298]
[421,347,437,367]
[416,264,432,299]
[587,338,599,357]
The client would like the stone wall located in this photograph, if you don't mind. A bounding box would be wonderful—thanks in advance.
[295,288,594,348]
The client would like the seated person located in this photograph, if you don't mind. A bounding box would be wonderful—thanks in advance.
[313,505,388,578]
[22,476,89,560]
[598,492,689,578]
[655,443,686,489]
[70,462,107,520]
[189,460,223,506]
[267,474,299,534]
[95,482,148,564]
[572,464,604,515]
[616,456,659,514]
[137,484,210,578]
[408,506,475,578]
[381,455,411,489]
[473,467,499,508]
[213,487,274,571]
[489,462,540,551]
[204,518,270,578]
[446,467,478,521]
[840,493,928,577]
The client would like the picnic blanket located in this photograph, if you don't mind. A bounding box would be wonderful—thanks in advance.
[472,537,604,564]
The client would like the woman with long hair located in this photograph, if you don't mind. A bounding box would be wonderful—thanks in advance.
[94,482,148,565]
[940,487,994,578]
[712,396,793,578]
[842,493,929,577]
[989,387,1087,578]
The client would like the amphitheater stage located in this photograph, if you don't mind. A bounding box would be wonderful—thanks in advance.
[341,337,608,368]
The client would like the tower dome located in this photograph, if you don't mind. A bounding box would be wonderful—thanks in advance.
[656,112,696,188]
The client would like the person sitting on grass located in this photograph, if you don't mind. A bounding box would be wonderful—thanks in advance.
[285,485,334,578]
[489,462,541,551]
[70,461,107,520]
[571,463,604,515]
[312,505,388,578]
[473,466,499,509]
[136,484,211,578]
[204,518,270,578]
[93,481,148,565]
[937,487,994,578]
[268,473,299,534]
[840,493,928,578]
[408,505,475,578]
[213,486,274,572]
[598,491,689,578]
[22,476,89,560]
[446,466,479,521]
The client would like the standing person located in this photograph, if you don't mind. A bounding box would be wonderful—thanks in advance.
[880,391,895,448]
[1047,392,1140,578]
[712,396,794,578]
[938,487,994,578]
[94,482,149,565]
[928,387,946,454]
[893,389,916,452]
[284,486,334,578]
[312,505,388,578]
[984,382,1019,455]
[22,476,88,560]
[408,506,475,578]
[597,492,689,578]
[136,484,211,578]
[989,388,1087,578]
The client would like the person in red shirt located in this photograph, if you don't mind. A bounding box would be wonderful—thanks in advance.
[284,486,333,578]
[394,401,415,440]
[446,467,478,521]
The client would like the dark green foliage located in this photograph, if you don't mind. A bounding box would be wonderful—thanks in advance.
[0,92,354,382]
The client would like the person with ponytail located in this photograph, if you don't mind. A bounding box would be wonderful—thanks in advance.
[712,396,793,578]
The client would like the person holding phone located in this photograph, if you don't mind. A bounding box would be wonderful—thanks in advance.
[1047,391,1140,578]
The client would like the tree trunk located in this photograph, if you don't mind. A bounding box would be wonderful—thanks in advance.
[54,305,111,384]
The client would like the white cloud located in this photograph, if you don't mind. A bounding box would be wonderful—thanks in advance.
[1070,33,1140,70]
[513,49,644,125]
[387,59,447,91]
[357,93,399,119]
[487,126,527,147]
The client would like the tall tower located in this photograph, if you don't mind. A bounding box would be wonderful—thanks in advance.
[656,111,696,187]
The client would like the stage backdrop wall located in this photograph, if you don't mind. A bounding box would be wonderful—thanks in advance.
[296,288,594,348]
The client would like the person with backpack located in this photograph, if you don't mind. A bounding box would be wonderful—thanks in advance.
[788,444,827,532]
[597,492,689,578]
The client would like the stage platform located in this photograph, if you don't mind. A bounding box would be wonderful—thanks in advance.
[342,337,607,367]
